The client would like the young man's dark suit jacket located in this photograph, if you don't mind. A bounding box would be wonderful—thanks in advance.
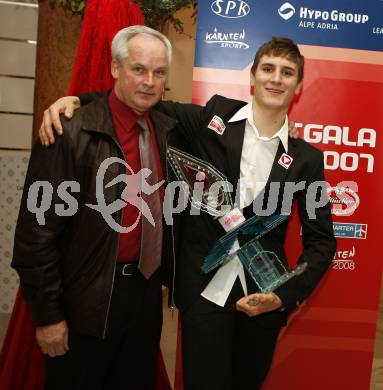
[160,94,337,327]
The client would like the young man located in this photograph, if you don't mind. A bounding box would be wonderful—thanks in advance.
[40,37,336,390]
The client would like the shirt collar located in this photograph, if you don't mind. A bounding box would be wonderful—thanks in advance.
[108,88,142,131]
[228,101,289,152]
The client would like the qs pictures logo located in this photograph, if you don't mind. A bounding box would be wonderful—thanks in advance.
[278,2,296,20]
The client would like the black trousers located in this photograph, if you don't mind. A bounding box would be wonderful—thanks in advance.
[45,269,162,390]
[181,278,281,390]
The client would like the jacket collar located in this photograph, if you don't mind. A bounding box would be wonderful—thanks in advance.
[80,90,177,140]
[80,90,177,175]
[149,108,178,176]
[80,90,116,138]
[266,136,301,187]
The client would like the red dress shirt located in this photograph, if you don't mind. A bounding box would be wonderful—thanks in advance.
[108,89,164,262]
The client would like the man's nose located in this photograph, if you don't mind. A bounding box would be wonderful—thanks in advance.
[144,72,154,86]
[271,70,282,83]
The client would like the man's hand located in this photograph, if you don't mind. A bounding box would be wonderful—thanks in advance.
[36,320,69,357]
[39,96,80,146]
[288,121,299,139]
[236,292,282,317]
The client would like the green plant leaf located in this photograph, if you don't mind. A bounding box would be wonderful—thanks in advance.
[48,0,198,28]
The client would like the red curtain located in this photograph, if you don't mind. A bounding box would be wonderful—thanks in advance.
[0,290,45,390]
[0,1,171,389]
[68,0,144,96]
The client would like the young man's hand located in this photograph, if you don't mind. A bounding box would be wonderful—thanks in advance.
[39,96,80,146]
[236,292,282,317]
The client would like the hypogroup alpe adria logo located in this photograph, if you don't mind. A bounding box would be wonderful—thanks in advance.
[211,0,251,19]
[278,2,296,20]
[277,1,369,29]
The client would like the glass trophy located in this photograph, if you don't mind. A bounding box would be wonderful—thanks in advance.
[167,146,307,297]
[237,241,307,293]
[166,146,233,217]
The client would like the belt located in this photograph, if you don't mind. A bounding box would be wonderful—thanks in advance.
[116,262,139,276]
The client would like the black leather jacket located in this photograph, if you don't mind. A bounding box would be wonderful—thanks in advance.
[12,92,178,338]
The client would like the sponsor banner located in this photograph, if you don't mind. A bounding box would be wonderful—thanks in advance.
[332,245,356,271]
[327,184,360,217]
[186,1,383,389]
[333,222,367,239]
[195,0,383,69]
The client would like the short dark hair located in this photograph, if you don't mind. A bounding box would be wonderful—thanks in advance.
[250,37,304,83]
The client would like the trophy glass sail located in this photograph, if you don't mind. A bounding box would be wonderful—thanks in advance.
[167,146,233,216]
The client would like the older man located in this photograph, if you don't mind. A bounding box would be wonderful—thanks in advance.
[12,26,177,390]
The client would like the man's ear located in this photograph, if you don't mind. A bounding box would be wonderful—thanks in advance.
[111,59,120,80]
[295,81,303,95]
[250,70,255,87]
[249,71,256,96]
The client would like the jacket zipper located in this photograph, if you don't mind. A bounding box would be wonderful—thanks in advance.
[165,139,176,313]
[102,137,127,339]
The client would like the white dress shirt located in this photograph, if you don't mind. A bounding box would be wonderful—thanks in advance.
[201,102,289,306]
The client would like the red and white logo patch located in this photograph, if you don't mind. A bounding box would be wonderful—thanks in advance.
[278,153,293,169]
[207,115,226,135]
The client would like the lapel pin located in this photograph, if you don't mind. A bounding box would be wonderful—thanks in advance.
[207,115,226,135]
[278,153,293,169]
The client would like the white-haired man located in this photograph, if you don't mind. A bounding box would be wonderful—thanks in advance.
[12,26,177,389]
